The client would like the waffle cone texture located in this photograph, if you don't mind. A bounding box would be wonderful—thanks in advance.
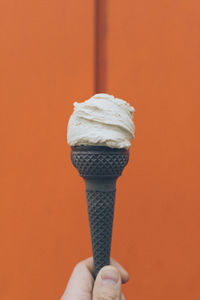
[71,146,129,277]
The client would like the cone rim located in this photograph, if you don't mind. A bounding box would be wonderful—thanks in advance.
[71,145,128,153]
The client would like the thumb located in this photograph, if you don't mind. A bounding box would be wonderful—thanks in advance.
[92,265,121,300]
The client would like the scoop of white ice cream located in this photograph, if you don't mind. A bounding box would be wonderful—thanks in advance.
[67,93,135,149]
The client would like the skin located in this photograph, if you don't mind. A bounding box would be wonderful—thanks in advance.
[61,257,129,300]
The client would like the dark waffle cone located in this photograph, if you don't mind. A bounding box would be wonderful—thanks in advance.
[71,146,129,277]
[86,187,115,277]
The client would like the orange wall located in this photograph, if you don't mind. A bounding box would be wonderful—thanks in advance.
[0,1,200,299]
[107,1,200,299]
[0,1,94,299]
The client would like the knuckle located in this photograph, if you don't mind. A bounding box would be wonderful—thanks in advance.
[96,288,120,300]
[74,262,81,270]
[73,261,83,272]
[96,297,116,300]
[98,296,118,300]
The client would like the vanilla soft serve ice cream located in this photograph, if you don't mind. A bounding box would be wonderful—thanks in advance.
[67,93,135,149]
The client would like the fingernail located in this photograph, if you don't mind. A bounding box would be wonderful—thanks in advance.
[101,267,120,285]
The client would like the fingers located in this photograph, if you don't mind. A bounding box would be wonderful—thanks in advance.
[92,265,121,300]
[110,258,129,284]
[83,257,129,284]
[82,257,94,273]
[61,258,129,300]
[60,260,94,300]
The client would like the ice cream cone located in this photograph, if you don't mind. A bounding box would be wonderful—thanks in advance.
[71,145,129,277]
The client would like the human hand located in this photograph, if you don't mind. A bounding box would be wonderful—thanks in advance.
[61,257,129,300]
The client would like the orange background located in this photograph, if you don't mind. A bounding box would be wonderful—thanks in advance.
[0,1,200,299]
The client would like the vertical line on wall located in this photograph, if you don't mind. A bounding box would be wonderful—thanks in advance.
[95,0,107,93]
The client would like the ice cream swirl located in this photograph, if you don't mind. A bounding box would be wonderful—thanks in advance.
[67,93,135,149]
